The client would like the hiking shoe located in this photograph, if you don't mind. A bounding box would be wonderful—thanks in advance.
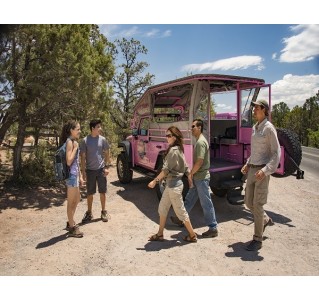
[170,216,184,227]
[82,211,93,223]
[68,225,83,238]
[263,218,274,232]
[101,210,110,222]
[246,240,262,251]
[202,228,218,238]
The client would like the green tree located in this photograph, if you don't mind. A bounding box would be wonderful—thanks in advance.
[283,106,304,143]
[110,38,155,140]
[302,94,319,146]
[308,128,319,148]
[272,102,290,128]
[0,24,114,180]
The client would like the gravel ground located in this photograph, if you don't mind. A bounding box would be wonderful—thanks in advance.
[1,157,318,297]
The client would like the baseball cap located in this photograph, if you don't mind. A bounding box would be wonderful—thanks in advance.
[251,99,269,109]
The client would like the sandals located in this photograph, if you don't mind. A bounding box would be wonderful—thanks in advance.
[149,233,198,243]
[183,233,197,243]
[149,233,164,242]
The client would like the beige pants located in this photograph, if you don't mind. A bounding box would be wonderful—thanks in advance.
[158,184,189,222]
[244,167,271,242]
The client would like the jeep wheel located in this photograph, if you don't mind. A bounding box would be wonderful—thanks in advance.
[211,187,228,197]
[275,128,302,177]
[117,152,133,183]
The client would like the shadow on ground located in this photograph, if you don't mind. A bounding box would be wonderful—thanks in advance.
[36,233,68,249]
[225,241,265,261]
[0,182,72,212]
[110,177,294,231]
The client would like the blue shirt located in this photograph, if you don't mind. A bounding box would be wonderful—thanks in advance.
[80,135,109,170]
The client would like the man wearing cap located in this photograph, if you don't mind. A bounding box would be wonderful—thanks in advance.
[241,99,281,251]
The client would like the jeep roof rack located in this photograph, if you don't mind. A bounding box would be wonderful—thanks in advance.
[147,74,265,94]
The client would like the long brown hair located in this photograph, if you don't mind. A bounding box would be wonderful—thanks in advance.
[60,120,79,146]
[165,126,184,156]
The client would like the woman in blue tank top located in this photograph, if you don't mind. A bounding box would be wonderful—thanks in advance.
[60,120,84,238]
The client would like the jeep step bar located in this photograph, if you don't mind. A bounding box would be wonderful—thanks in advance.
[222,179,245,205]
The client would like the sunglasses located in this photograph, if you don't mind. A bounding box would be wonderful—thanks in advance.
[165,134,173,138]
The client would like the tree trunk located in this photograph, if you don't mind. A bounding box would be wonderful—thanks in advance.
[34,128,40,146]
[0,114,16,143]
[12,104,27,180]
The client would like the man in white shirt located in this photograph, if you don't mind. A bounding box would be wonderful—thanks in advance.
[241,99,281,251]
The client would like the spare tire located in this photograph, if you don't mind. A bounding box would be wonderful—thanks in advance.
[275,128,302,177]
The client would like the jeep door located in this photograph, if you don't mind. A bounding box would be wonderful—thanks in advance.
[134,117,158,169]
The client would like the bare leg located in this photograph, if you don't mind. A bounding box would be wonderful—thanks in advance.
[157,215,167,236]
[67,187,80,227]
[100,193,106,211]
[183,219,196,237]
[87,194,94,212]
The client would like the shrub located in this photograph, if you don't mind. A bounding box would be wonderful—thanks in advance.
[20,145,56,185]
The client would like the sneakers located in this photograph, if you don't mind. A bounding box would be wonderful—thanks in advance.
[82,211,93,223]
[68,225,83,238]
[263,218,274,232]
[101,210,110,222]
[202,228,218,238]
[246,240,262,251]
[170,216,184,227]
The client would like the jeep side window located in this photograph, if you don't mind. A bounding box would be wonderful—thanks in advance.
[139,118,150,136]
[241,88,255,128]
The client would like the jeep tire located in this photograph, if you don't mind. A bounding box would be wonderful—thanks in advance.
[275,128,302,177]
[211,187,228,197]
[117,152,133,183]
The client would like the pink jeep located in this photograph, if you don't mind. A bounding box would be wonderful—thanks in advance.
[116,74,303,204]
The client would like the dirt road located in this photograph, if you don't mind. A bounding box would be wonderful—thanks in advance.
[1,163,319,277]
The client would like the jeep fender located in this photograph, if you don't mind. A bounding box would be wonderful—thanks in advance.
[118,140,132,162]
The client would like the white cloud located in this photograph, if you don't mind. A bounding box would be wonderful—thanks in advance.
[182,55,264,72]
[162,30,172,38]
[279,24,319,63]
[120,26,140,37]
[99,25,140,38]
[100,25,171,39]
[144,29,160,38]
[99,25,119,37]
[216,103,233,110]
[271,74,319,108]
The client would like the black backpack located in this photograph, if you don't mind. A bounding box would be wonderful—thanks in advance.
[54,141,70,181]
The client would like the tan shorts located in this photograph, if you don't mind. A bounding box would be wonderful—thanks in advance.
[158,184,189,222]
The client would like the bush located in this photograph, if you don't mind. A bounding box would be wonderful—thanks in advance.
[20,145,55,185]
[308,129,319,148]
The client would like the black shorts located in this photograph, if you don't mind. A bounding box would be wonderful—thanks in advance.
[86,168,107,195]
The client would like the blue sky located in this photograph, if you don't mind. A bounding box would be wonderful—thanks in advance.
[5,1,319,115]
[100,24,319,113]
